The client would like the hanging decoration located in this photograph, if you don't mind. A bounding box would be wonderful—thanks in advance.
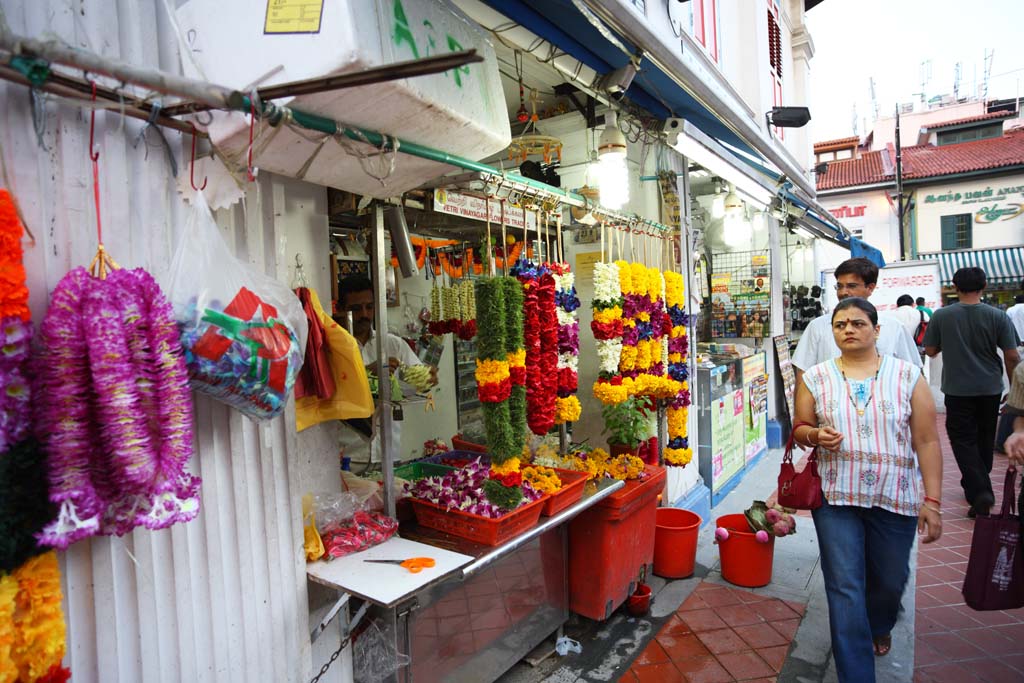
[664,271,693,466]
[36,267,199,548]
[592,261,626,404]
[552,263,581,424]
[503,277,527,446]
[512,255,558,435]
[0,552,71,683]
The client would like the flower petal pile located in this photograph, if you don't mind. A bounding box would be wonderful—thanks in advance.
[36,267,199,548]
[406,459,540,518]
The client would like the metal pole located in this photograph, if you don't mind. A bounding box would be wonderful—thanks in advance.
[895,108,907,261]
[0,30,236,110]
[372,203,396,519]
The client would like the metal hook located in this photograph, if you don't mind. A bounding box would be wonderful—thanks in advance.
[189,124,207,191]
[88,81,99,162]
[247,91,258,182]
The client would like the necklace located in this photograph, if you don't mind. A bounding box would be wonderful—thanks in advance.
[838,355,881,417]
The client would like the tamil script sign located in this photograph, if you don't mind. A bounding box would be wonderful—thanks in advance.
[923,183,1024,206]
[433,189,538,231]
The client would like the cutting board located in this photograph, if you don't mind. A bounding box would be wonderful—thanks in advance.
[306,536,474,608]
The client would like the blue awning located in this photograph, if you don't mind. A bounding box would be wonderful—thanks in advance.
[850,237,886,269]
[919,247,1024,285]
[480,0,756,156]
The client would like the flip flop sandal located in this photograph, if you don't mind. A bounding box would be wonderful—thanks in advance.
[873,634,892,657]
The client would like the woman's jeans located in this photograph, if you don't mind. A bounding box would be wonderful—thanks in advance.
[812,501,918,683]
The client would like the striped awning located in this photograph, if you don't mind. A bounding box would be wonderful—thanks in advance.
[919,247,1024,285]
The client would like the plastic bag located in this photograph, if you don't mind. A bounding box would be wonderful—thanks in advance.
[167,192,307,420]
[320,511,398,559]
[302,494,324,562]
[295,288,373,431]
[311,491,365,533]
[353,618,410,683]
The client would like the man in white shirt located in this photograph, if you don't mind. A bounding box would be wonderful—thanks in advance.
[792,258,922,386]
[338,276,437,468]
[891,293,929,345]
[1006,294,1024,347]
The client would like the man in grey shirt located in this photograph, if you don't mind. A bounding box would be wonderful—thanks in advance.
[924,267,1020,517]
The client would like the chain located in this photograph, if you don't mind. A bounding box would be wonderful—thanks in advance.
[310,638,348,683]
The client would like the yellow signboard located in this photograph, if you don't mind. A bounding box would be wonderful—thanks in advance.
[575,251,602,288]
[264,0,324,34]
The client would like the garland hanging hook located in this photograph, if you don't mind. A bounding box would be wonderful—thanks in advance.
[189,124,208,191]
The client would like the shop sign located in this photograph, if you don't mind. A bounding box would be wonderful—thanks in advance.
[433,189,538,230]
[923,183,1024,206]
[828,204,866,219]
[975,203,1024,223]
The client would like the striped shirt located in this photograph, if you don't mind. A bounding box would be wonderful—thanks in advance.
[803,356,922,516]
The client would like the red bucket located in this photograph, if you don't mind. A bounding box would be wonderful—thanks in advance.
[716,513,775,588]
[653,508,702,578]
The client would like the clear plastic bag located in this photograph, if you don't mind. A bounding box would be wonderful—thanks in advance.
[311,491,365,533]
[167,192,307,420]
[353,619,410,683]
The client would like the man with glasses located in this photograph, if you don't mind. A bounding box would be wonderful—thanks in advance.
[337,275,437,469]
[792,257,921,388]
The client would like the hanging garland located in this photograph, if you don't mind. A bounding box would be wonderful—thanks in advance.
[0,552,70,683]
[457,278,477,340]
[514,260,558,436]
[552,263,581,424]
[502,277,527,449]
[592,261,626,404]
[664,271,693,466]
[36,267,199,548]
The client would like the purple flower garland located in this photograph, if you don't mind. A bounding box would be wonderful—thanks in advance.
[36,267,199,548]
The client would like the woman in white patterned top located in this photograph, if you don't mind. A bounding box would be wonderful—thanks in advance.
[794,297,943,683]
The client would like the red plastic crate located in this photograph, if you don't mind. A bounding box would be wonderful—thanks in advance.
[410,495,546,546]
[568,465,666,620]
[540,468,588,517]
[450,434,488,453]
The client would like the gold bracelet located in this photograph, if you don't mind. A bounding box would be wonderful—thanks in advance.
[922,504,942,516]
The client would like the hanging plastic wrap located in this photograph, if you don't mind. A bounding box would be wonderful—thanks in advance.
[168,193,307,420]
[353,619,410,683]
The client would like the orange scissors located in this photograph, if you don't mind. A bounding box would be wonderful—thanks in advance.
[363,557,436,573]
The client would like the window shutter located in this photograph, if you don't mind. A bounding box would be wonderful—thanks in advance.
[767,10,782,77]
[941,215,957,250]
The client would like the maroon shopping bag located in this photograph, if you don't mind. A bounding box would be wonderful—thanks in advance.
[962,468,1024,611]
[777,422,823,511]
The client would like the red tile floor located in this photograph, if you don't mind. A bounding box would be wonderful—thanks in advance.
[913,417,1024,682]
[618,582,806,683]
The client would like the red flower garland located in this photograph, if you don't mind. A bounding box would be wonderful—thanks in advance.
[522,273,558,435]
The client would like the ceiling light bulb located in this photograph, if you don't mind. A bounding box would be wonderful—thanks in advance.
[711,194,726,219]
[598,111,627,161]
[722,214,750,247]
[723,184,743,216]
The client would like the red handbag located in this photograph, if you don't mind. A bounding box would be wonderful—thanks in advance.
[777,421,823,510]
[962,467,1024,611]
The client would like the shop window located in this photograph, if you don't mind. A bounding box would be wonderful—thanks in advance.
[937,124,1002,146]
[835,149,853,160]
[940,214,972,250]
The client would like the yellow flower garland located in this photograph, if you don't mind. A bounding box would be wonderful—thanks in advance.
[506,348,526,371]
[593,381,629,405]
[615,260,633,295]
[522,466,562,494]
[554,395,582,424]
[1,552,66,683]
[592,306,623,325]
[664,447,693,466]
[629,262,647,298]
[475,358,510,385]
[490,457,522,476]
[665,272,684,308]
[619,345,638,371]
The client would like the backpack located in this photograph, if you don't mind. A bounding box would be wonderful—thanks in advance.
[914,310,928,350]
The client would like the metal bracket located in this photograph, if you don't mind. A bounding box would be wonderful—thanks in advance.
[310,592,371,645]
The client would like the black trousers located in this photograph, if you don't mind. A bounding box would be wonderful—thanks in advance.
[944,394,1001,504]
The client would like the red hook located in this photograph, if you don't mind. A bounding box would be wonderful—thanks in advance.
[88,81,99,162]
[246,96,257,181]
[190,125,208,191]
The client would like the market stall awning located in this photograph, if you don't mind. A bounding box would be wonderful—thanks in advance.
[919,247,1024,286]
[478,0,756,157]
[850,236,886,269]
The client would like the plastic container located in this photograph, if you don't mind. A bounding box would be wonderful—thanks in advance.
[410,495,546,546]
[766,419,783,449]
[626,583,652,616]
[423,450,490,468]
[540,468,588,516]
[716,513,775,588]
[450,435,488,454]
[568,465,666,621]
[653,508,703,579]
[175,0,511,198]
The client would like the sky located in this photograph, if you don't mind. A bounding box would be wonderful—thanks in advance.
[806,0,1024,142]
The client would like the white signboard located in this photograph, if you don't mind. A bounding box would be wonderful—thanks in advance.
[822,259,942,314]
[433,189,538,231]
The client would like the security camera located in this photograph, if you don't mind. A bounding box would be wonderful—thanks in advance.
[599,61,639,101]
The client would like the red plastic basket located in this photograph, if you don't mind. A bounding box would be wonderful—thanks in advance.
[450,434,488,454]
[540,468,589,516]
[410,495,546,546]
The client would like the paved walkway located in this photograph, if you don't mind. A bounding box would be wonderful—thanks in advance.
[913,420,1024,682]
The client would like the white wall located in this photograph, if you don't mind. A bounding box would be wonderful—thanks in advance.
[818,189,901,262]
[2,1,348,680]
[914,174,1024,253]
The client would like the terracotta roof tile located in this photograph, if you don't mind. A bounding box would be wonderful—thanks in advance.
[816,129,1024,190]
[813,135,860,151]
[925,111,1013,130]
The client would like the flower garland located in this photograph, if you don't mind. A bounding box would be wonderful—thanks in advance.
[512,257,558,436]
[552,263,581,425]
[664,271,693,466]
[36,267,199,548]
[591,261,625,404]
[0,552,70,683]
[474,278,511,406]
[502,277,527,447]
[522,465,562,494]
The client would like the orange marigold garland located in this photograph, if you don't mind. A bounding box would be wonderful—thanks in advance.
[0,552,70,683]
